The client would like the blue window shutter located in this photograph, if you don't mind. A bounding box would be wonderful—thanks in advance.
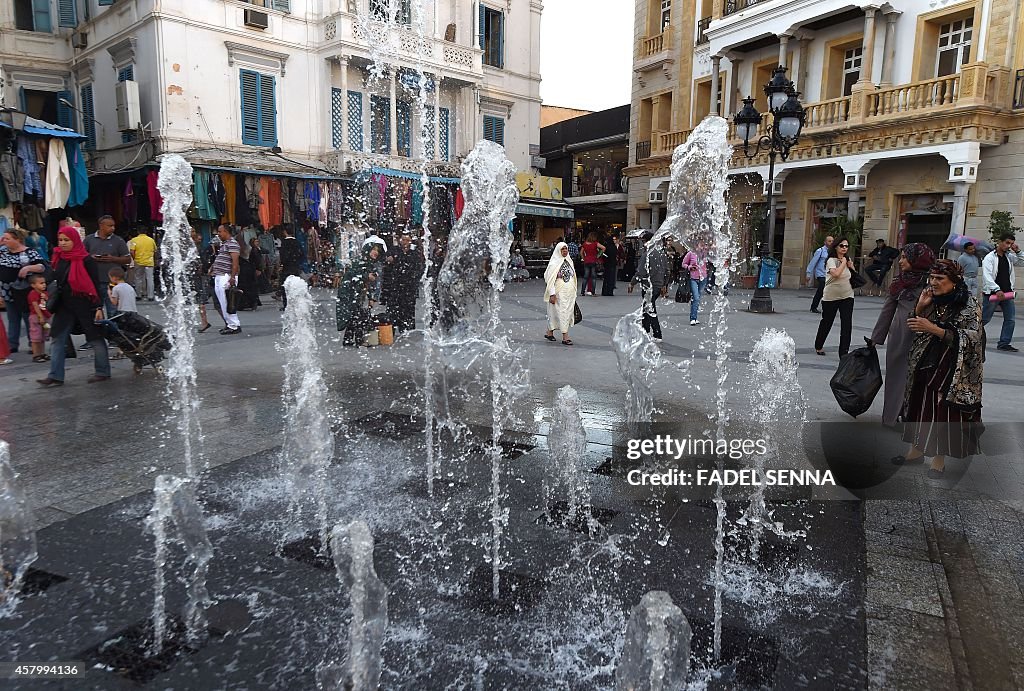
[271,0,290,12]
[32,0,52,32]
[56,89,74,129]
[240,70,260,145]
[58,0,77,27]
[347,90,363,152]
[80,84,96,150]
[495,117,504,146]
[18,87,26,113]
[98,0,115,5]
[497,11,504,69]
[258,74,277,146]
[397,100,411,157]
[440,107,450,161]
[479,3,486,50]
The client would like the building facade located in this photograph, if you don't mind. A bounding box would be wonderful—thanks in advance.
[626,0,1024,288]
[0,0,542,184]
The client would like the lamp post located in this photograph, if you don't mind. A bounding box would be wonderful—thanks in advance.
[734,65,805,313]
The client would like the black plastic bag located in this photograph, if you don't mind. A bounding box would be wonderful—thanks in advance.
[830,345,883,418]
[675,274,692,303]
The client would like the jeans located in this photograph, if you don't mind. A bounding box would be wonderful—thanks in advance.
[814,297,854,356]
[98,282,116,317]
[132,265,155,300]
[582,264,598,294]
[689,277,708,321]
[5,292,31,351]
[48,320,110,381]
[982,294,1016,347]
[641,287,662,339]
[865,263,890,287]
[810,277,826,311]
[214,274,241,329]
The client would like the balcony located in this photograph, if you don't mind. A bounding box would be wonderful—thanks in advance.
[723,0,772,17]
[696,17,711,46]
[635,140,652,162]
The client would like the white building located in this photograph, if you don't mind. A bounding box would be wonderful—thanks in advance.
[0,0,542,182]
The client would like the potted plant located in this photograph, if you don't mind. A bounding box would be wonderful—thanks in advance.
[740,256,758,289]
[738,205,768,289]
[819,216,864,265]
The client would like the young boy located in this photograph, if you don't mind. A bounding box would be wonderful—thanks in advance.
[27,274,52,363]
[108,267,138,314]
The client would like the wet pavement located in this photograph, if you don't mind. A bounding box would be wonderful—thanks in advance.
[1,281,1022,689]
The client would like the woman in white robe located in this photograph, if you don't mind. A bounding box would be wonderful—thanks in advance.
[544,242,578,345]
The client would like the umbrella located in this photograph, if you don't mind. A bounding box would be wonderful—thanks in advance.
[362,234,388,252]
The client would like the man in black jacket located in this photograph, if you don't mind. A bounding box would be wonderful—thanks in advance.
[277,225,304,310]
[864,238,899,296]
[629,231,667,342]
[385,231,425,333]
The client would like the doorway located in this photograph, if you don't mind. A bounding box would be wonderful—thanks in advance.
[902,213,952,254]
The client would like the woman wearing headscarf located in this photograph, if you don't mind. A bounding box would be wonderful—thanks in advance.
[336,242,382,346]
[892,259,984,478]
[867,243,936,427]
[37,228,111,387]
[544,242,578,345]
[601,234,619,296]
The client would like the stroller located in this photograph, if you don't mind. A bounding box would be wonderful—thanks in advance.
[99,312,172,375]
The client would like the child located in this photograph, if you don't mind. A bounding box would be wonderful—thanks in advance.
[108,267,138,315]
[27,274,52,363]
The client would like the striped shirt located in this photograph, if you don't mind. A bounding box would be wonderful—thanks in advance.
[211,238,239,276]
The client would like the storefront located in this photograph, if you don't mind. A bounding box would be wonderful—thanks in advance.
[513,172,574,248]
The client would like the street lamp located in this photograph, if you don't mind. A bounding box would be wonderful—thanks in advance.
[734,65,805,313]
[0,108,28,131]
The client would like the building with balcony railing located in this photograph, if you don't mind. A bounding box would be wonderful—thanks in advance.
[625,0,1024,289]
[0,0,542,202]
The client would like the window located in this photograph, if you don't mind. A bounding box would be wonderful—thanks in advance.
[239,69,277,147]
[331,88,344,149]
[439,107,450,161]
[396,100,412,157]
[483,115,504,146]
[241,0,291,10]
[424,109,436,160]
[660,0,671,32]
[348,90,363,151]
[14,0,52,32]
[80,84,97,150]
[936,18,972,77]
[118,65,137,143]
[370,0,410,23]
[480,5,504,69]
[842,46,862,96]
[370,95,390,154]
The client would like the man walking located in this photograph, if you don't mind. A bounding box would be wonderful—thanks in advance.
[211,225,242,335]
[864,238,899,296]
[386,231,425,333]
[631,232,667,342]
[128,227,157,301]
[981,233,1024,352]
[277,225,303,310]
[805,235,833,313]
[956,241,981,296]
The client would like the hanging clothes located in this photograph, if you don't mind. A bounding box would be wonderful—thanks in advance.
[220,173,237,225]
[20,202,45,231]
[318,182,329,225]
[375,174,388,212]
[0,150,24,203]
[18,137,43,199]
[193,171,217,220]
[234,174,252,226]
[258,177,272,229]
[122,179,138,225]
[304,182,321,222]
[146,169,163,221]
[44,138,71,210]
[454,187,465,220]
[328,181,345,224]
[208,173,226,218]
[267,178,284,226]
[245,175,262,223]
[65,141,89,208]
[411,180,424,226]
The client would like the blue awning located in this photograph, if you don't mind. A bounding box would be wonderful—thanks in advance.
[368,166,460,184]
[0,115,85,139]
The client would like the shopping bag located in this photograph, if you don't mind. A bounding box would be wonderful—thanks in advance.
[829,345,883,418]
[573,303,583,324]
[675,280,692,303]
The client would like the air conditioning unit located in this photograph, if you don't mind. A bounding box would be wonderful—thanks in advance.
[244,9,270,29]
[649,190,665,204]
[115,79,141,133]
[72,32,88,49]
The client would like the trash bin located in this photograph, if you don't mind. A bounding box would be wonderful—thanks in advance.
[758,257,781,289]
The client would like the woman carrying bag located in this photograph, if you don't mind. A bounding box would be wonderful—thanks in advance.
[544,242,578,346]
[814,239,856,357]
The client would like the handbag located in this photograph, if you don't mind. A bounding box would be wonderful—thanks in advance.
[573,302,582,325]
[849,269,867,290]
[226,287,244,314]
[45,278,62,313]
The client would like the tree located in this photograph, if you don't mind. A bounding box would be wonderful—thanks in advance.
[988,211,1022,242]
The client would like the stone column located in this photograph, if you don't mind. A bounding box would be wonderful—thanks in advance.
[389,67,399,156]
[950,182,972,237]
[434,76,441,161]
[778,33,790,68]
[847,191,861,221]
[729,58,743,114]
[710,55,721,115]
[879,11,900,86]
[858,7,879,85]
[339,56,349,151]
[651,204,660,229]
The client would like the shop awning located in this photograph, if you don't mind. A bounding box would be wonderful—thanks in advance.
[368,166,460,184]
[0,115,85,139]
[516,199,574,219]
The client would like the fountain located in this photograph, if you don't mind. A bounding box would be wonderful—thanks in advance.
[614,591,692,690]
[156,154,203,479]
[612,312,663,424]
[318,520,389,691]
[280,275,335,548]
[145,475,214,653]
[0,441,36,618]
[545,386,591,531]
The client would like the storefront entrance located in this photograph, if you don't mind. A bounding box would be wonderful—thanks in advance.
[897,194,953,254]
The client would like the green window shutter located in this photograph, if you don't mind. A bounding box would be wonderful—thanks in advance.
[483,115,504,146]
[258,73,277,146]
[496,11,504,69]
[56,89,74,129]
[58,0,77,27]
[32,0,52,32]
[348,90,363,152]
[80,84,97,150]
[98,0,115,5]
[240,70,261,145]
[479,3,486,50]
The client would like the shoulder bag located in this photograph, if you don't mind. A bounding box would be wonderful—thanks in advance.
[848,268,867,290]
[573,302,583,325]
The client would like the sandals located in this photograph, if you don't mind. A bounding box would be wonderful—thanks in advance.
[544,334,556,341]
[198,323,212,333]
[562,339,574,346]
[32,355,49,363]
